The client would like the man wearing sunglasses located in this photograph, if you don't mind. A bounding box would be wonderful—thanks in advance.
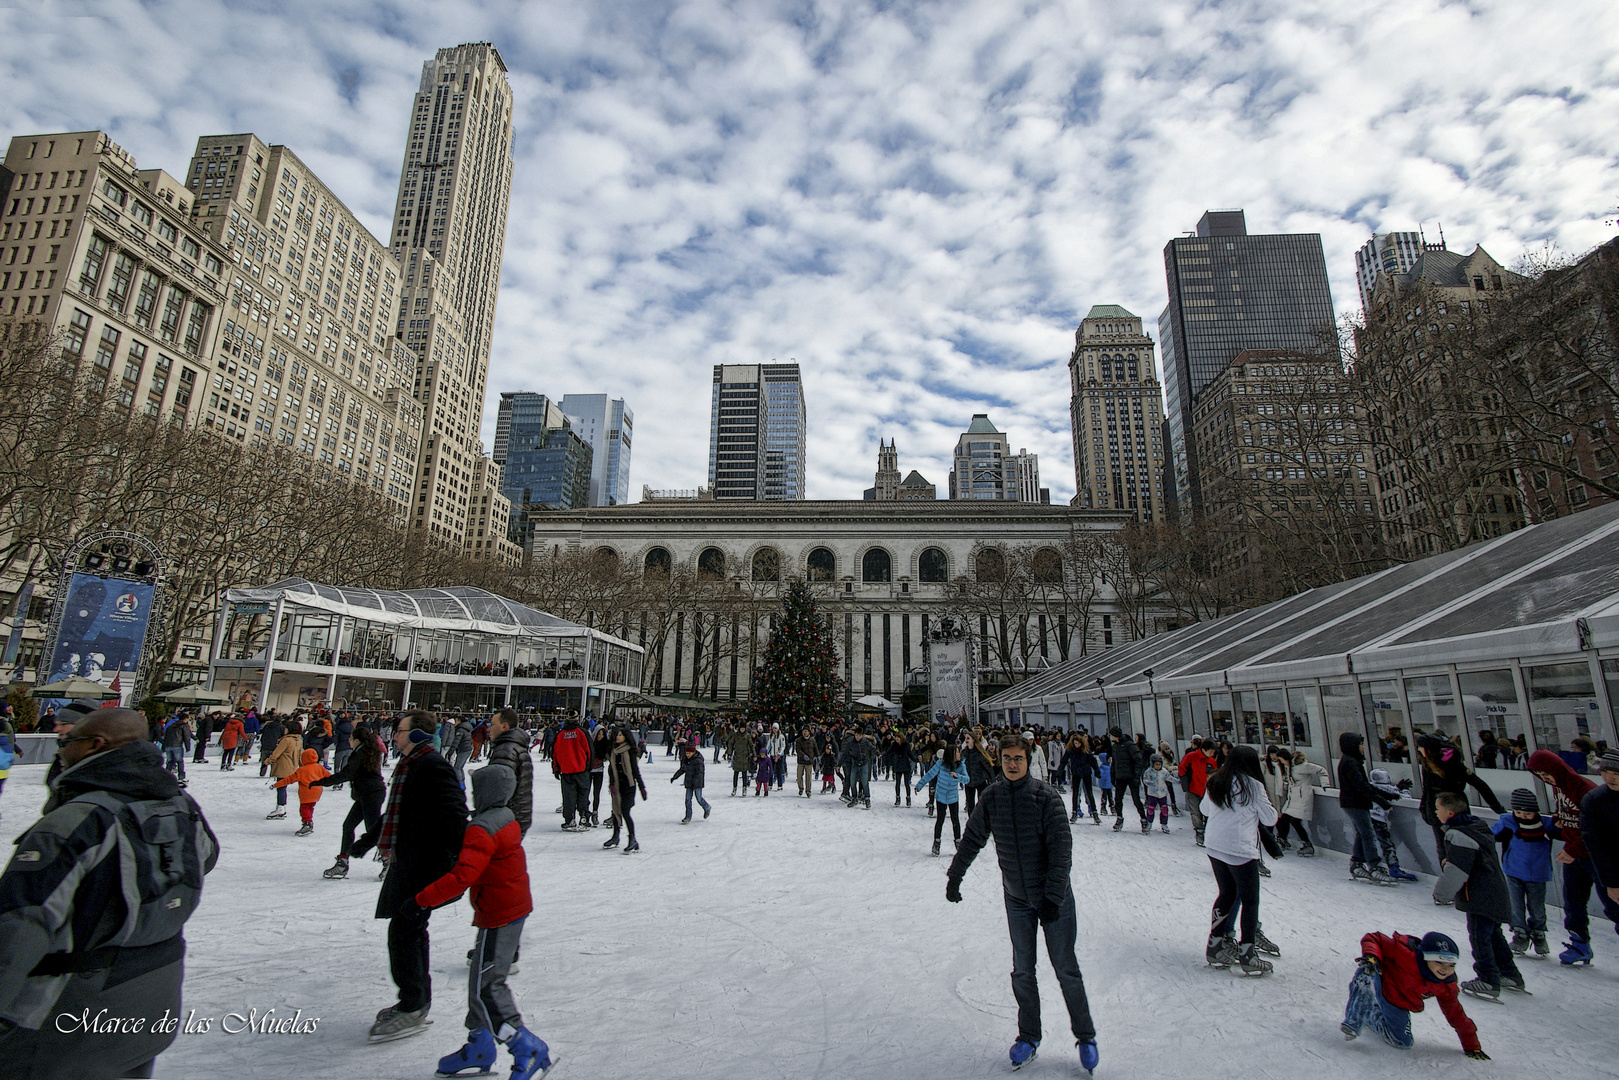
[946,735,1100,1075]
[0,707,218,1079]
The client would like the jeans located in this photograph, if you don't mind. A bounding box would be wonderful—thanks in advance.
[164,747,186,781]
[1507,877,1548,934]
[1071,779,1095,817]
[1344,806,1385,870]
[1466,913,1521,987]
[559,771,590,826]
[468,918,524,1036]
[275,785,287,807]
[1209,856,1261,944]
[774,755,785,788]
[1562,855,1619,941]
[1115,777,1145,821]
[1342,967,1413,1049]
[389,903,434,1012]
[1004,889,1095,1043]
[1372,818,1400,867]
[851,765,870,802]
[684,787,711,820]
[1188,795,1206,841]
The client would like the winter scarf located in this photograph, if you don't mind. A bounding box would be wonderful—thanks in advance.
[377,740,428,861]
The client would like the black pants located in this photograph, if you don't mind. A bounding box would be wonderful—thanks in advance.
[1115,777,1145,821]
[590,771,605,816]
[340,792,385,858]
[1466,913,1522,987]
[610,803,636,843]
[1210,856,1261,944]
[559,771,590,825]
[218,746,235,769]
[965,785,981,814]
[933,800,960,842]
[389,904,433,1012]
[1276,815,1310,843]
[895,770,912,802]
[1072,778,1095,816]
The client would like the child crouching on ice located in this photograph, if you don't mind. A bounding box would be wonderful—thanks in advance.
[272,748,330,835]
[419,764,554,1080]
[1342,930,1487,1059]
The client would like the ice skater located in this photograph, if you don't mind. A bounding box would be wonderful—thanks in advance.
[1341,930,1486,1058]
[945,735,1099,1074]
[916,744,968,856]
[670,741,711,822]
[419,765,554,1080]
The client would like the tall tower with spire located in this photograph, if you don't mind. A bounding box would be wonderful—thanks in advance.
[874,439,900,500]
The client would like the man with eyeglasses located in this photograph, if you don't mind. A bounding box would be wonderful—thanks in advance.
[946,735,1099,1075]
[0,707,218,1079]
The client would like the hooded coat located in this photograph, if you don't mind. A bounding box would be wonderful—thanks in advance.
[1434,812,1513,924]
[1416,734,1504,823]
[265,733,303,779]
[416,765,531,929]
[1336,732,1394,811]
[485,726,534,833]
[273,748,331,804]
[1527,749,1594,861]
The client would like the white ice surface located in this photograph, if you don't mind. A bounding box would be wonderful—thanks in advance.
[2,751,1615,1080]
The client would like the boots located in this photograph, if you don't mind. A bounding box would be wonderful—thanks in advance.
[1237,942,1273,976]
[1112,818,1124,832]
[1205,933,1237,968]
[295,822,313,836]
[1387,859,1419,882]
[1253,925,1280,957]
[931,839,941,857]
[1091,811,1101,825]
[1509,929,1530,955]
[1532,931,1550,957]
[602,834,619,849]
[1559,935,1594,966]
[436,1027,496,1077]
[1140,818,1151,834]
[506,1026,554,1080]
[1297,840,1315,857]
[323,857,349,879]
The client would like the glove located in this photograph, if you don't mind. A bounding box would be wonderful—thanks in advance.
[1038,898,1061,926]
[945,878,963,904]
[1357,955,1379,973]
[398,898,425,920]
[669,776,676,783]
[1465,1050,1490,1061]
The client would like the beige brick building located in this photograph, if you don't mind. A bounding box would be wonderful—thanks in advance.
[1067,305,1167,523]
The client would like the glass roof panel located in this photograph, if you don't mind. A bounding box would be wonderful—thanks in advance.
[1181,577,1378,676]
[1392,536,1619,644]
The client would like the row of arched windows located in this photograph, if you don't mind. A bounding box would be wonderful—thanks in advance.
[634,545,1065,584]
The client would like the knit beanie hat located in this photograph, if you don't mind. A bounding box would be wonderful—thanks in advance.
[1597,750,1619,774]
[1417,932,1460,981]
[1509,788,1540,813]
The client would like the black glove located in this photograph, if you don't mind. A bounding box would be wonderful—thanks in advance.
[945,878,962,904]
[1396,778,1412,792]
[1038,898,1061,926]
[1464,1050,1490,1061]
[398,898,425,920]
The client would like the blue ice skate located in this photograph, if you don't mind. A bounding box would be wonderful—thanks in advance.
[436,1027,496,1076]
[1559,935,1594,966]
[509,1026,556,1080]
[1009,1038,1039,1070]
[1078,1038,1099,1074]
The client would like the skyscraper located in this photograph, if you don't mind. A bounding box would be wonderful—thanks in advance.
[949,415,1013,500]
[560,393,633,506]
[387,43,515,543]
[867,439,901,500]
[1159,209,1336,510]
[707,362,805,500]
[1068,305,1167,522]
[1354,231,1441,312]
[494,392,592,544]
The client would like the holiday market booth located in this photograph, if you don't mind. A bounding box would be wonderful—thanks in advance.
[208,578,643,717]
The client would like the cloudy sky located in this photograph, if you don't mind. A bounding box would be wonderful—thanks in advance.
[5,1,1618,501]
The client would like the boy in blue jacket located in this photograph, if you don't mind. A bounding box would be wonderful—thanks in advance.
[1489,788,1561,957]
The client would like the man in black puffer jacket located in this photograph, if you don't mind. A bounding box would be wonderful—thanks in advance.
[947,735,1098,1071]
[1109,728,1148,832]
[485,708,533,834]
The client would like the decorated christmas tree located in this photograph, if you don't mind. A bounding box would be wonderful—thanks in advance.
[749,580,846,727]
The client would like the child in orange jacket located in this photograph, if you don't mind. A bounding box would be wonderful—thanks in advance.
[273,748,330,836]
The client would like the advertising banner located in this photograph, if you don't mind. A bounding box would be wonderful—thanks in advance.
[929,637,974,724]
[48,573,157,695]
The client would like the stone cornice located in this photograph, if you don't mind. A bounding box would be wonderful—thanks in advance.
[528,500,1129,529]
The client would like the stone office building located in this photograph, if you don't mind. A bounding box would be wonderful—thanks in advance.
[528,500,1137,706]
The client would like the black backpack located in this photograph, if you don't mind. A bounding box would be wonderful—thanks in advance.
[71,791,217,947]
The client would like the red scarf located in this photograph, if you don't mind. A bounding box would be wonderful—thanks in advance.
[377,742,426,861]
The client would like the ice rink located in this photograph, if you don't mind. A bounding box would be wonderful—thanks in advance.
[3,748,1615,1080]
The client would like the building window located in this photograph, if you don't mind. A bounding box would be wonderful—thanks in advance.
[806,547,836,582]
[918,547,949,583]
[975,547,1005,582]
[862,548,891,583]
[697,547,726,580]
[751,548,780,582]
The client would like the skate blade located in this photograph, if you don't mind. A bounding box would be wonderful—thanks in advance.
[1461,990,1503,1003]
[435,1067,493,1078]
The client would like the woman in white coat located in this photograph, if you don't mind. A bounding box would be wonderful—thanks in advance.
[1202,745,1279,977]
[1280,749,1328,856]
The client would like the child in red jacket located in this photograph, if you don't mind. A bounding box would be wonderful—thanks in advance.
[273,748,330,836]
[1342,930,1487,1059]
[415,764,554,1080]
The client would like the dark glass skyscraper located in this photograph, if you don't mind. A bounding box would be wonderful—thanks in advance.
[1160,209,1335,509]
[493,391,592,543]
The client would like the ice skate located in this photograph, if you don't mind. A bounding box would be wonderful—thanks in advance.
[1091,812,1101,825]
[1077,1038,1099,1076]
[1253,926,1280,957]
[1560,935,1594,966]
[1386,860,1418,882]
[367,1005,431,1043]
[1349,863,1371,883]
[1159,822,1170,834]
[931,839,941,857]
[507,1026,555,1080]
[1460,978,1500,1001]
[1237,942,1272,977]
[602,835,619,849]
[1140,819,1151,834]
[1257,861,1270,878]
[436,1027,496,1076]
[1111,818,1124,832]
[1297,840,1315,857]
[1008,1038,1039,1070]
[1500,974,1530,994]
[1367,867,1398,886]
[1205,933,1237,968]
[295,822,313,836]
[1532,931,1549,957]
[1509,929,1530,955]
[322,857,349,879]
[1070,812,1079,823]
[265,808,287,820]
[624,838,640,852]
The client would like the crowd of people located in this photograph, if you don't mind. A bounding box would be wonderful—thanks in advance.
[0,695,1616,1078]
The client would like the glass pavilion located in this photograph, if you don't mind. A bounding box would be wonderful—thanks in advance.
[209,578,643,716]
[982,501,1619,803]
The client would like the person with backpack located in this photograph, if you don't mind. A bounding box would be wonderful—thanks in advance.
[0,707,219,1079]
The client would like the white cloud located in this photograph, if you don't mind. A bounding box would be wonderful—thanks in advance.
[6,0,1618,502]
